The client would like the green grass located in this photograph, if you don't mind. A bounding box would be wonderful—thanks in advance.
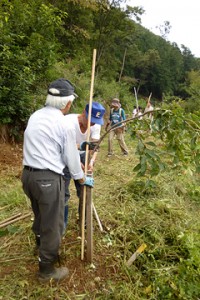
[0,134,200,300]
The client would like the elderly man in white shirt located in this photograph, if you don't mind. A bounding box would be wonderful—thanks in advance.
[21,78,93,283]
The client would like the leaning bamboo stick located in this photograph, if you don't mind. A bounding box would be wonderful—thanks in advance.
[0,212,31,228]
[0,213,22,226]
[92,203,103,232]
[147,92,152,103]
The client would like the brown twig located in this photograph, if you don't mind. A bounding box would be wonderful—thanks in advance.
[91,108,163,155]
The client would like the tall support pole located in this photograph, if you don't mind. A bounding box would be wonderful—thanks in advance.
[134,87,138,109]
[81,49,97,261]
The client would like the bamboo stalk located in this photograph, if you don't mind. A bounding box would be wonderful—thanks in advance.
[92,203,103,232]
[0,212,31,228]
[0,213,22,226]
[134,87,139,109]
[148,92,152,103]
[81,48,97,260]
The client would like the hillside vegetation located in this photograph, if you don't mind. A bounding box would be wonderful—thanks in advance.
[0,0,200,298]
[0,131,199,299]
[1,0,200,141]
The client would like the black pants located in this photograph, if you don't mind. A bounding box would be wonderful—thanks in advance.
[22,168,65,263]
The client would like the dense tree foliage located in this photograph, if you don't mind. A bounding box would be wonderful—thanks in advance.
[0,0,200,139]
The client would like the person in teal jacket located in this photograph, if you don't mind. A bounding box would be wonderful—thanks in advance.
[105,98,128,156]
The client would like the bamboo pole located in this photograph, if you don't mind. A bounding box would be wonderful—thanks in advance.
[92,203,103,232]
[0,213,22,226]
[0,212,31,228]
[81,49,97,261]
[118,48,127,83]
[147,92,152,104]
[134,87,139,109]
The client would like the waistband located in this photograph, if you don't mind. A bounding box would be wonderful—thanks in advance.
[24,166,48,172]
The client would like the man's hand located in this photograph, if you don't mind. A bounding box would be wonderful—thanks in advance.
[80,176,94,188]
[79,141,99,151]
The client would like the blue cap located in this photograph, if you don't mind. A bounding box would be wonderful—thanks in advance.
[85,102,106,125]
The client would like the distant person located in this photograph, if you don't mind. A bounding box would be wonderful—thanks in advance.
[63,102,105,230]
[137,106,143,120]
[105,98,128,156]
[144,101,154,121]
[144,100,154,133]
[132,105,137,118]
[21,78,94,283]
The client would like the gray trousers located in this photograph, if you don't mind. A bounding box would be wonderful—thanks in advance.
[108,127,128,154]
[22,168,65,263]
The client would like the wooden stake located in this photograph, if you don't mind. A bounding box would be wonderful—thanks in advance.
[86,178,93,262]
[126,243,147,267]
[81,49,97,260]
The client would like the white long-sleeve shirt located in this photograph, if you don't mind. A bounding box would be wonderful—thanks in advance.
[64,113,101,154]
[23,106,84,179]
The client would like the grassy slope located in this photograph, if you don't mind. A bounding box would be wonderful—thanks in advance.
[0,134,200,300]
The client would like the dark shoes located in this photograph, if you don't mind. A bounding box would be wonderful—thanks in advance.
[38,262,69,283]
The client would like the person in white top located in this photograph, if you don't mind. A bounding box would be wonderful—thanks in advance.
[63,102,105,229]
[21,78,94,283]
[132,105,137,118]
[144,101,154,121]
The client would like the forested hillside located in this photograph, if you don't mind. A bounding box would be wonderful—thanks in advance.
[1,0,200,141]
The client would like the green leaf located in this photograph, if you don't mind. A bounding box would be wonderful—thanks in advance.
[146,141,156,147]
[133,163,141,172]
[140,161,147,175]
[137,140,145,153]
[145,149,158,159]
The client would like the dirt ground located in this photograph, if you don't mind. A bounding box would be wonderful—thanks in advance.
[0,142,23,176]
[0,142,119,298]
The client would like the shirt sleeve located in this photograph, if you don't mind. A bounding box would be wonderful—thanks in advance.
[121,109,126,120]
[62,125,84,180]
[109,111,112,121]
[90,124,101,140]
